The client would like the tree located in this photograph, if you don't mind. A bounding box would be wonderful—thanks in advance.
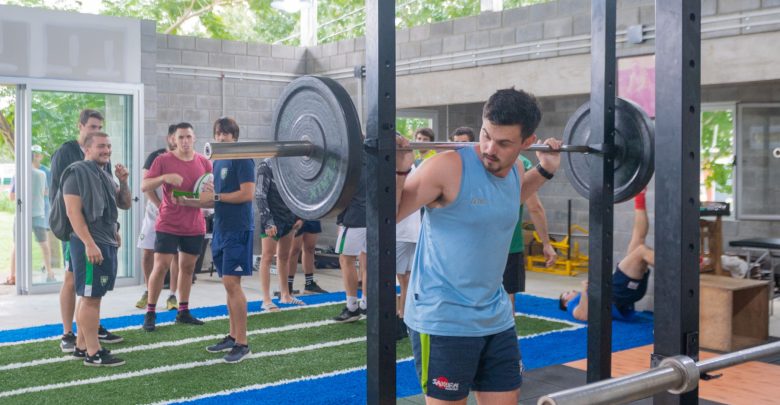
[700,110,735,196]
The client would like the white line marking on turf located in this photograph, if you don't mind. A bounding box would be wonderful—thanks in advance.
[0,319,339,371]
[0,300,342,348]
[148,356,417,405]
[515,312,585,329]
[0,337,366,399]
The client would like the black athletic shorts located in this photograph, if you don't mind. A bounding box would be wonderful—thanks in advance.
[502,252,525,294]
[154,231,205,255]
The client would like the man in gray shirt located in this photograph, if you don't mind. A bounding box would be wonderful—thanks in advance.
[63,131,131,366]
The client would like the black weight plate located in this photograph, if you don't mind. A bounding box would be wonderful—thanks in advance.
[562,97,654,203]
[271,76,362,220]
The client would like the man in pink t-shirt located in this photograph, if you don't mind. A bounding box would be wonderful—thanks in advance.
[141,122,212,331]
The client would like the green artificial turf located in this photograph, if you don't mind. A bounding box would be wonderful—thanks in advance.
[0,303,572,404]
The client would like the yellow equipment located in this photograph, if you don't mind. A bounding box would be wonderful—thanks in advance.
[526,224,589,277]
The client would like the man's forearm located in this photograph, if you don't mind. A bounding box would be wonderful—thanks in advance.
[117,181,132,210]
[142,176,165,193]
[528,197,551,245]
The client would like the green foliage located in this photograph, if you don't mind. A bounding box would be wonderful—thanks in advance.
[700,110,735,195]
[396,117,431,139]
[0,193,14,213]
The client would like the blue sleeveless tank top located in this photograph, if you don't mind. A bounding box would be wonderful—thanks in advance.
[404,147,520,336]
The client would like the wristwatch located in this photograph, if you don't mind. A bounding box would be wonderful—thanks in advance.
[213,193,221,202]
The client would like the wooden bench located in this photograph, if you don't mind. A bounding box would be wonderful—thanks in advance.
[700,274,770,352]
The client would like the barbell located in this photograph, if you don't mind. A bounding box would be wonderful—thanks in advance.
[204,75,655,220]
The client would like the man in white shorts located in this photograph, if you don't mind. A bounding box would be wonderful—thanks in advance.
[333,156,367,323]
[135,125,179,311]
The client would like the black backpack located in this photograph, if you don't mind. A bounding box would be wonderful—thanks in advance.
[49,167,74,241]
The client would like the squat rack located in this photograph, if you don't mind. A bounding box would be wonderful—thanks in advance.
[362,1,702,404]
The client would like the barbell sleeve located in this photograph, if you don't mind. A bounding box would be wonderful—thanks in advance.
[205,140,596,160]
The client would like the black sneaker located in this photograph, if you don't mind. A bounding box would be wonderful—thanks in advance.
[143,312,156,332]
[224,344,251,363]
[360,306,367,317]
[60,332,76,353]
[98,325,123,344]
[333,306,361,323]
[176,310,205,325]
[304,281,328,294]
[73,347,87,358]
[84,348,125,367]
[207,335,236,353]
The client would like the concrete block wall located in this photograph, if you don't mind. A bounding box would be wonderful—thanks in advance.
[152,35,305,154]
[305,0,780,78]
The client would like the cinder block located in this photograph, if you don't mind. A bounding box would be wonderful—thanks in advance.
[338,38,355,54]
[465,30,490,50]
[157,49,181,64]
[224,97,248,111]
[141,52,157,69]
[260,57,285,72]
[222,40,247,55]
[490,27,516,47]
[718,0,761,14]
[234,55,259,71]
[247,43,271,57]
[442,35,466,54]
[420,38,443,57]
[502,6,531,28]
[167,35,196,50]
[639,5,655,25]
[330,53,347,70]
[141,34,157,52]
[156,35,167,49]
[453,16,478,34]
[321,42,338,57]
[234,83,260,98]
[180,79,210,95]
[516,22,544,43]
[196,95,221,110]
[398,42,421,59]
[410,25,430,41]
[284,58,306,74]
[247,98,272,112]
[529,1,558,21]
[196,37,221,53]
[209,53,235,69]
[572,13,591,36]
[158,108,182,123]
[478,11,502,31]
[172,94,197,108]
[396,28,410,44]
[429,21,453,38]
[272,45,296,59]
[557,0,590,16]
[181,50,208,66]
[544,16,574,40]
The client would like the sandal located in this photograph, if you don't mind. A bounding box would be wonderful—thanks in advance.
[261,302,280,312]
[280,297,306,306]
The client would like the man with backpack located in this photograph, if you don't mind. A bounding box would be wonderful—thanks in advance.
[61,131,131,366]
[49,109,123,352]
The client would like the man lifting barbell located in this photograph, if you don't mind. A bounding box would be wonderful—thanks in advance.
[395,87,561,404]
[559,190,654,323]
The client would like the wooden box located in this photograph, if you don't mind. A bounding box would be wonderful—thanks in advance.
[700,274,770,352]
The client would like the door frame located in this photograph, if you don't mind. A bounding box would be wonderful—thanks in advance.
[3,76,144,294]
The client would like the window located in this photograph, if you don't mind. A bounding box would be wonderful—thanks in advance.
[700,104,736,216]
[737,104,780,219]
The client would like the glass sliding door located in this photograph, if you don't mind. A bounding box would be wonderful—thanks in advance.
[737,103,780,220]
[26,90,136,290]
[0,84,17,290]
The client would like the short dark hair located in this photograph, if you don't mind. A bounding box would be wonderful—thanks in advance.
[175,122,194,131]
[79,109,104,125]
[450,126,475,142]
[213,117,240,140]
[167,124,177,136]
[482,88,542,140]
[414,127,435,142]
[83,131,109,147]
[558,293,568,311]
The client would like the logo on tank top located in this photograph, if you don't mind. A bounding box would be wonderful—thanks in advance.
[471,197,487,206]
[220,167,228,180]
[432,376,459,391]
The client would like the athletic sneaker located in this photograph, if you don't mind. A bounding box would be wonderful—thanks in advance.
[176,310,205,325]
[333,307,361,323]
[207,335,236,353]
[84,348,125,367]
[143,311,156,332]
[98,325,123,343]
[135,291,148,309]
[360,306,367,317]
[304,281,328,294]
[60,332,77,352]
[224,344,251,363]
[73,347,87,358]
[166,295,178,311]
[273,289,300,297]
